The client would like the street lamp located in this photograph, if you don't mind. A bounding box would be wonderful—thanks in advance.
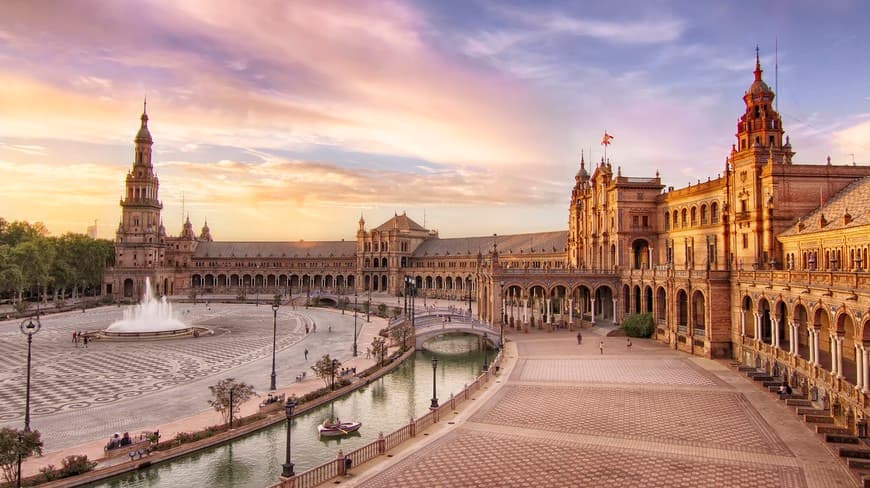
[353,292,359,356]
[430,356,439,409]
[331,358,339,390]
[270,302,279,391]
[19,312,41,432]
[482,333,489,372]
[367,289,371,322]
[282,398,298,477]
[467,277,472,314]
[499,281,505,348]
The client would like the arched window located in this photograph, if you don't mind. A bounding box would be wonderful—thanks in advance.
[690,207,697,226]
[681,209,687,227]
[664,212,670,230]
[711,202,719,224]
[700,205,707,225]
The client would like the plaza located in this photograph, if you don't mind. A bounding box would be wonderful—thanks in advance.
[0,299,384,476]
[349,327,858,487]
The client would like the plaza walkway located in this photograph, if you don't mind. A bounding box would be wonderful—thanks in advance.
[0,302,383,478]
[347,326,858,487]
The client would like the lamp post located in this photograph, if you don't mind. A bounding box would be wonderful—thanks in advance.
[482,333,489,372]
[353,292,359,356]
[430,356,439,409]
[331,358,339,390]
[467,277,472,315]
[367,289,371,322]
[282,398,298,477]
[20,311,41,432]
[499,281,505,348]
[270,302,279,391]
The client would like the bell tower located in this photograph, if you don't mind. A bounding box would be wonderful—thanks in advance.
[568,151,590,268]
[112,101,168,297]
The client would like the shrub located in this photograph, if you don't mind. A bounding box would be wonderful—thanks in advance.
[60,455,97,477]
[621,313,654,338]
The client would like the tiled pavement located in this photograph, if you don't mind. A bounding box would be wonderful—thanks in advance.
[352,330,857,487]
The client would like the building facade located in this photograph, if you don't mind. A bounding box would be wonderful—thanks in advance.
[105,52,870,431]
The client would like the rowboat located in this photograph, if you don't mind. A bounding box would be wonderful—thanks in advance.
[318,420,362,437]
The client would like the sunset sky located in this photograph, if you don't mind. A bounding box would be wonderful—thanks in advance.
[2,0,869,241]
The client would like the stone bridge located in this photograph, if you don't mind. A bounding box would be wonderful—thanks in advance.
[389,307,501,350]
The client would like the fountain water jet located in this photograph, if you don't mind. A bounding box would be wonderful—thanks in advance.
[97,278,210,340]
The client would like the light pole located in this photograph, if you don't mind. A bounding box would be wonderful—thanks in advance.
[270,302,279,391]
[20,311,42,432]
[482,333,489,372]
[499,281,505,348]
[367,289,371,322]
[467,277,472,315]
[353,292,359,356]
[331,358,339,390]
[282,398,297,477]
[430,356,439,409]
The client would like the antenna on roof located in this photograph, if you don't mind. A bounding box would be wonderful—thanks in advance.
[775,37,779,112]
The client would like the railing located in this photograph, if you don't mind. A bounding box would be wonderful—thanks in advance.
[736,269,870,293]
[693,328,706,338]
[272,350,505,488]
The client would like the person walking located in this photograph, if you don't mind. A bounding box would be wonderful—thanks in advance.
[305,324,310,334]
[576,331,583,344]
[599,340,604,355]
[83,335,89,349]
[304,348,309,360]
[626,338,632,351]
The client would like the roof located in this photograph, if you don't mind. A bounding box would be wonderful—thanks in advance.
[412,231,567,257]
[373,213,427,232]
[193,241,357,258]
[779,176,870,237]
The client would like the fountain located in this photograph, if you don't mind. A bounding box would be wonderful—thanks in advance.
[97,278,210,340]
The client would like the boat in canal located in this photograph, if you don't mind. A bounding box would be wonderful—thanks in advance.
[318,419,362,437]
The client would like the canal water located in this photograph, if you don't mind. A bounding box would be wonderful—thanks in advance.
[89,334,489,488]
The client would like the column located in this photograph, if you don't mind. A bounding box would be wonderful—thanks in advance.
[863,347,869,394]
[523,294,528,325]
[612,298,617,324]
[856,345,864,390]
[830,335,837,375]
[591,298,596,324]
[649,247,653,270]
[740,312,746,337]
[545,298,551,324]
[836,336,844,379]
[812,329,821,366]
[568,298,574,326]
[790,322,797,356]
[771,318,780,349]
[754,313,762,343]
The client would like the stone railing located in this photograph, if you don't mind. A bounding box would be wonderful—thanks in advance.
[736,270,870,292]
[273,350,505,488]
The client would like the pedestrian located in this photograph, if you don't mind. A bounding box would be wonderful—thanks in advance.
[778,384,787,401]
[83,335,89,349]
[599,340,604,355]
[312,322,317,332]
[305,324,309,334]
[626,338,632,351]
[304,348,309,360]
[72,331,77,344]
[328,324,332,333]
[576,331,582,344]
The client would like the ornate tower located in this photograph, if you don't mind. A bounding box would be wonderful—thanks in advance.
[728,49,794,269]
[568,152,590,268]
[112,102,168,297]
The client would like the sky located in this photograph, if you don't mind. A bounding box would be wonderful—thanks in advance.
[2,0,870,241]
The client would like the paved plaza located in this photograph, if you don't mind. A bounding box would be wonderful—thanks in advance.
[353,329,858,488]
[0,301,374,451]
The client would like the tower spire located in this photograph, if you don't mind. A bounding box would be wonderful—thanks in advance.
[754,45,762,81]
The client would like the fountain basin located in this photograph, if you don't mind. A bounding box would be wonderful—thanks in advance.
[90,326,213,341]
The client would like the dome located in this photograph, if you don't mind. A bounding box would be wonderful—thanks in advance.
[135,113,152,144]
[746,48,773,98]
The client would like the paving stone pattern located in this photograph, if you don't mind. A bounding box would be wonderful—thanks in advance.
[471,384,791,456]
[514,358,720,386]
[358,430,807,488]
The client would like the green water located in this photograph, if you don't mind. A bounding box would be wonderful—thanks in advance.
[89,334,489,488]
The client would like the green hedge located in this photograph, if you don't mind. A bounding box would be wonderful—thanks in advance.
[621,313,654,338]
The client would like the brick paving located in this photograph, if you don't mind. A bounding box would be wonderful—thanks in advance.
[353,329,858,488]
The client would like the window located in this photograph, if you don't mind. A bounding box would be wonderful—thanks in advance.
[742,234,748,249]
[700,205,707,225]
[664,212,670,230]
[642,216,649,228]
[740,200,747,213]
[632,216,639,228]
[711,203,719,224]
[691,207,697,226]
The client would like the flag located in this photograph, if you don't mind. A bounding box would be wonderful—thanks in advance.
[601,131,614,146]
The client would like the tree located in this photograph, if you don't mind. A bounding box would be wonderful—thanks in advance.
[390,323,413,352]
[370,336,387,366]
[311,354,341,390]
[0,428,43,485]
[377,303,387,317]
[208,378,256,427]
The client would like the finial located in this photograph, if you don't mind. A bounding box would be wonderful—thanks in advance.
[580,149,585,167]
[754,45,763,81]
[143,96,147,115]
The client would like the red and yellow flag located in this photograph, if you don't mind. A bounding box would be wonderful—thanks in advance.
[601,131,614,146]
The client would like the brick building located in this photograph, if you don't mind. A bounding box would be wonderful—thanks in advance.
[105,51,870,430]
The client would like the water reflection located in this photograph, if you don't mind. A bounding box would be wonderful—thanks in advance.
[87,334,488,488]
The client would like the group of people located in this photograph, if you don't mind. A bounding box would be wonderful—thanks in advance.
[262,393,285,405]
[72,330,89,348]
[575,333,633,354]
[339,367,356,376]
[105,432,136,450]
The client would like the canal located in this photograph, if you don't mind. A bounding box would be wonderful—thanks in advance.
[89,334,489,488]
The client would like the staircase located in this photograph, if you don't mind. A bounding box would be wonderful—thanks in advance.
[730,362,870,487]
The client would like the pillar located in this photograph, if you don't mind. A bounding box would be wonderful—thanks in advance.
[740,312,746,337]
[812,328,821,366]
[789,321,797,355]
[830,335,837,375]
[545,298,550,324]
[754,313,762,343]
[836,336,844,379]
[568,298,574,326]
[856,344,864,390]
[612,298,617,324]
[523,294,528,325]
[649,247,653,270]
[591,298,596,324]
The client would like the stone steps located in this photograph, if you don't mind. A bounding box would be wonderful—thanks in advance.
[828,434,861,444]
[818,425,853,435]
[841,447,870,460]
[797,407,830,416]
[804,414,835,424]
[786,398,813,407]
